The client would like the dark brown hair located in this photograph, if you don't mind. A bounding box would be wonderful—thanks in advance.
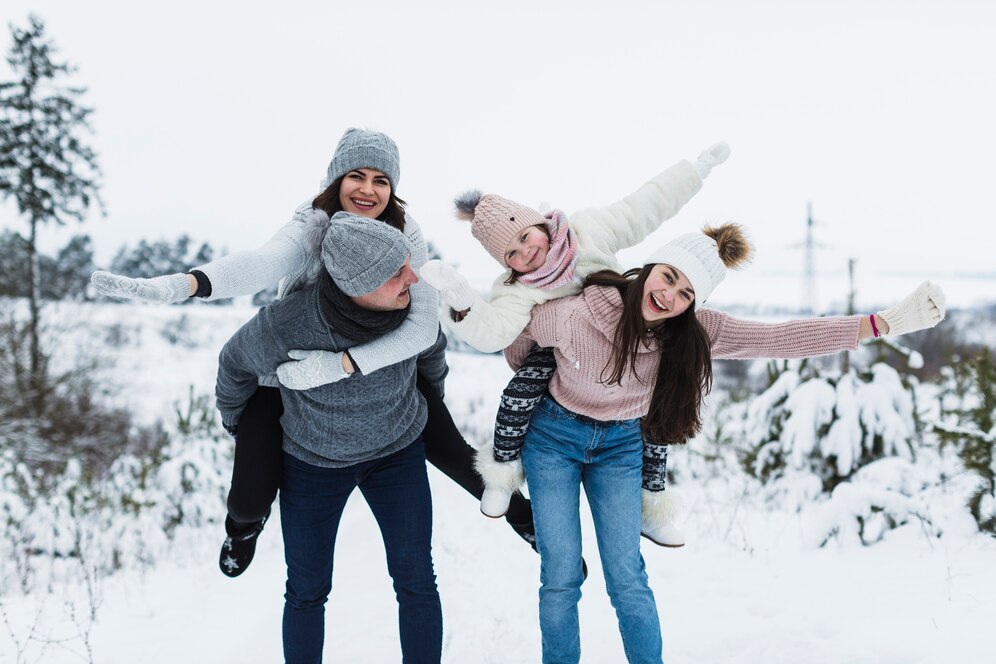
[311,175,408,232]
[583,266,713,445]
[503,223,553,286]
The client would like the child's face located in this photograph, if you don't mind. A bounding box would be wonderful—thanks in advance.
[338,168,391,218]
[642,264,695,327]
[504,225,550,273]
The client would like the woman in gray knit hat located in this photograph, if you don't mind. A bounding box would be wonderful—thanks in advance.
[91,128,540,579]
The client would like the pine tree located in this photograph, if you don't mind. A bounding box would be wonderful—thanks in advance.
[740,359,931,545]
[0,15,103,388]
[49,233,95,300]
[934,349,996,535]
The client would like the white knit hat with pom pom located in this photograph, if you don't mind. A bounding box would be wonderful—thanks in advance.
[644,224,751,303]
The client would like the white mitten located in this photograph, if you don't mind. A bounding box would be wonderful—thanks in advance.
[692,142,731,180]
[419,260,478,312]
[277,349,351,391]
[90,271,192,304]
[877,281,946,336]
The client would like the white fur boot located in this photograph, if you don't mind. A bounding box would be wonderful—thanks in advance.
[640,489,685,548]
[474,446,524,519]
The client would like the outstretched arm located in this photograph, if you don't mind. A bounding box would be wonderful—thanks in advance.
[91,202,319,303]
[699,281,946,359]
[572,143,728,257]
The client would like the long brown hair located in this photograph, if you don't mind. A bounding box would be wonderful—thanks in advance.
[311,175,408,232]
[583,266,713,445]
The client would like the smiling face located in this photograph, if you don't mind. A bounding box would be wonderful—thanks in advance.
[351,257,418,311]
[642,263,696,326]
[337,168,392,218]
[503,225,551,273]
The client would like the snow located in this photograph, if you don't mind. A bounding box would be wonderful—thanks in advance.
[2,302,994,663]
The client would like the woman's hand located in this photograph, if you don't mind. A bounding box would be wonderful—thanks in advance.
[878,281,947,336]
[277,350,353,391]
[90,271,195,303]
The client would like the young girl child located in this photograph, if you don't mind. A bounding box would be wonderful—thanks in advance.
[90,128,541,578]
[504,224,944,663]
[421,141,732,545]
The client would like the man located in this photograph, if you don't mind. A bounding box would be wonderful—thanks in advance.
[216,212,445,664]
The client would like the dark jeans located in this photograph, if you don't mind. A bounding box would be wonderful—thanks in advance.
[280,438,442,664]
[225,378,535,534]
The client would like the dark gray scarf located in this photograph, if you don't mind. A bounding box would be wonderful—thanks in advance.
[317,270,410,345]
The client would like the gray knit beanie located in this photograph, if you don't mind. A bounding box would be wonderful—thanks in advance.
[321,128,401,191]
[321,212,412,296]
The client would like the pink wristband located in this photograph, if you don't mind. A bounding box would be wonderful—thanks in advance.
[869,314,880,338]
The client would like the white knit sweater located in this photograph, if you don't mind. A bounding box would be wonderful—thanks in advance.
[195,202,438,376]
[445,160,703,352]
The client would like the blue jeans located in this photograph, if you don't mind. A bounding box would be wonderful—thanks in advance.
[522,397,662,664]
[279,437,442,664]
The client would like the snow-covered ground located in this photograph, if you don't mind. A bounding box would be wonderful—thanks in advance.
[2,302,994,663]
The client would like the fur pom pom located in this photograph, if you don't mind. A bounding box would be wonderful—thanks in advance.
[454,189,484,221]
[704,223,752,270]
[474,446,525,492]
[641,488,683,530]
[296,205,331,255]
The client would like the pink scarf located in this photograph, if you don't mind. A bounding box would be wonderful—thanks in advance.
[517,209,579,291]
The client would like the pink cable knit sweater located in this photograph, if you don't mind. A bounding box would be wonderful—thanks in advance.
[504,285,862,421]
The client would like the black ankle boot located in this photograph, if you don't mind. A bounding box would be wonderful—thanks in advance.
[507,519,588,582]
[219,509,269,578]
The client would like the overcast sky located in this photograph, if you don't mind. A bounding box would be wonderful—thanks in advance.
[2,0,993,311]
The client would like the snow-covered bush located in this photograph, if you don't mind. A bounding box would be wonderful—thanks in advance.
[740,360,931,544]
[1,418,229,593]
[745,362,917,485]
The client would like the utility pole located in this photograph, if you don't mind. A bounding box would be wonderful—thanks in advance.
[842,258,856,374]
[801,202,816,315]
[790,202,829,315]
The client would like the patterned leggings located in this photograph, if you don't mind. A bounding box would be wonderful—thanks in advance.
[494,345,670,493]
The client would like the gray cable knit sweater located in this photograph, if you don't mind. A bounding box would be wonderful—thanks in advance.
[215,282,448,468]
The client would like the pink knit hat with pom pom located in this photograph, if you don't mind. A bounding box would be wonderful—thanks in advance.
[454,190,547,267]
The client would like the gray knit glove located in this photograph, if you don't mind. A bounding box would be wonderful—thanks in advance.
[90,270,192,304]
[692,142,731,180]
[419,260,478,311]
[276,349,352,391]
[878,281,946,336]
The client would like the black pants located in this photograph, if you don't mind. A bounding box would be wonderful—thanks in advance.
[226,376,535,535]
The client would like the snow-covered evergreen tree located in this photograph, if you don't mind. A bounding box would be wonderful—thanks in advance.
[741,358,934,545]
[933,349,996,535]
[0,15,102,387]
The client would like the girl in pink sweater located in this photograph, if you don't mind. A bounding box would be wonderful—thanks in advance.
[497,223,945,663]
